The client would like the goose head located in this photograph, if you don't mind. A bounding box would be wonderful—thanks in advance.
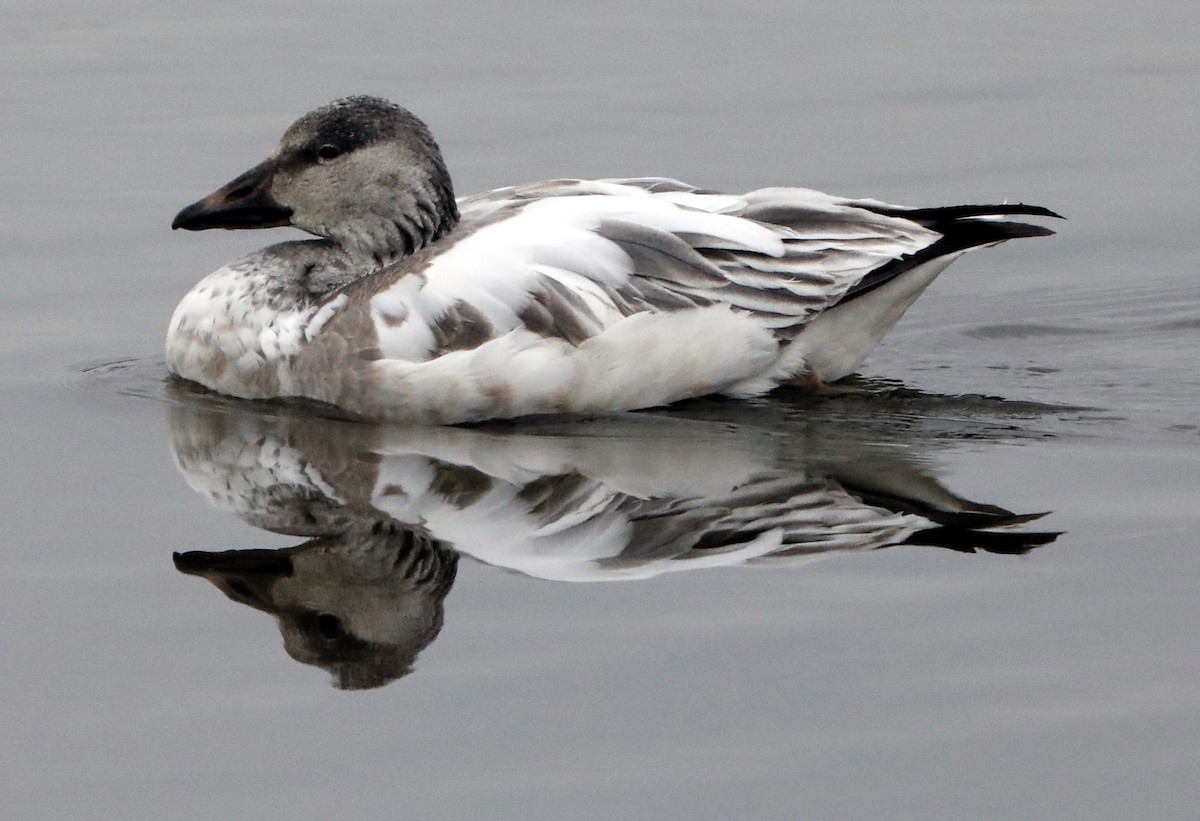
[172,96,459,264]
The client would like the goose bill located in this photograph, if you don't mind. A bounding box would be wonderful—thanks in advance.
[171,160,293,230]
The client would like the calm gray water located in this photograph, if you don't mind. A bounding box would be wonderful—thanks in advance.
[3,3,1198,819]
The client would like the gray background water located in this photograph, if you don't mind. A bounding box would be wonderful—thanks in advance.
[3,2,1198,819]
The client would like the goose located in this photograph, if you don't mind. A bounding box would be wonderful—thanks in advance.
[169,96,1059,424]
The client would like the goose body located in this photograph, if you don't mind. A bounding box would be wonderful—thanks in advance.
[168,96,1058,423]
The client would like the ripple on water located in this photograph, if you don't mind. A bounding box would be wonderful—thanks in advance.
[963,323,1108,341]
[72,357,1176,447]
[74,357,172,402]
[1152,317,1200,333]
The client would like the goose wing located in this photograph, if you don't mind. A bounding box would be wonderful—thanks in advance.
[359,178,965,361]
[339,179,1055,422]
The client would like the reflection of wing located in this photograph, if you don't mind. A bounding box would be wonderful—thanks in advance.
[169,402,1056,583]
[366,435,1051,582]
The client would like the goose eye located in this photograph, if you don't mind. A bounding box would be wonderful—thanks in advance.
[315,612,343,640]
[316,144,341,162]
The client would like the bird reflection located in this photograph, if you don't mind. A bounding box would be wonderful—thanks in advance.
[167,386,1058,689]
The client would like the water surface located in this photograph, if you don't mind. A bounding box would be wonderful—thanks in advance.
[3,3,1198,819]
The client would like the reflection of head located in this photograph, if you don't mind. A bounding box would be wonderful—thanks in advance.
[279,603,447,690]
[175,519,457,689]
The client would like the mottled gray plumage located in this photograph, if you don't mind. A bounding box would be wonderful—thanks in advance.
[168,98,1059,423]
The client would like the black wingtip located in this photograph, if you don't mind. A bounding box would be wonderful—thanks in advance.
[987,220,1057,240]
[905,527,1063,554]
[864,202,1065,222]
[1024,204,1065,220]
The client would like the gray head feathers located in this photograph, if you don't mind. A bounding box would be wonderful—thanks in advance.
[273,96,460,261]
[173,96,460,267]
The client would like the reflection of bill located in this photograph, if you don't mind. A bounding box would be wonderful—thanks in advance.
[168,397,1057,689]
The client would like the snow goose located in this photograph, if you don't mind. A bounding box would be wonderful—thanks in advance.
[169,96,1059,423]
